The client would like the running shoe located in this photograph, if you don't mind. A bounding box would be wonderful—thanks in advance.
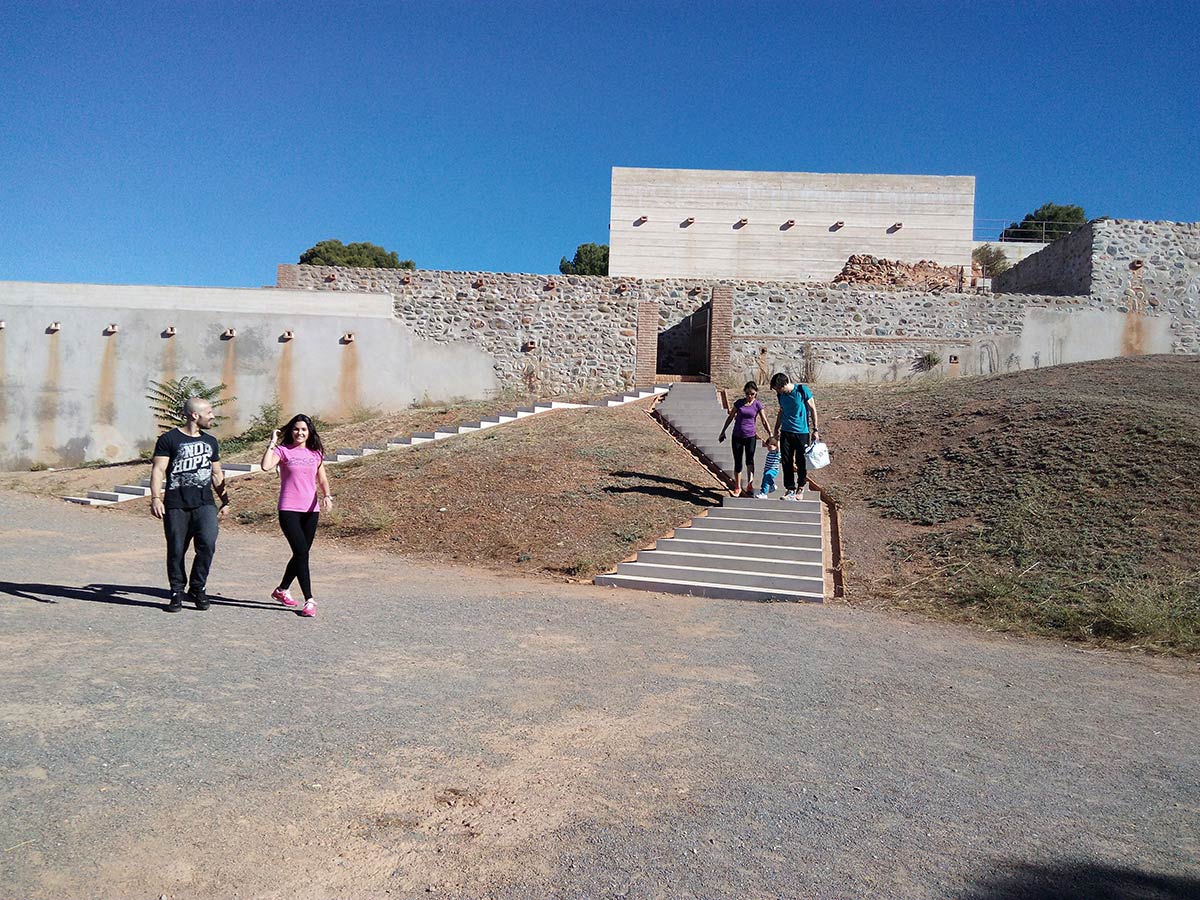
[755,492,768,500]
[166,592,183,613]
[300,599,317,618]
[783,490,799,501]
[191,590,211,611]
[272,587,298,608]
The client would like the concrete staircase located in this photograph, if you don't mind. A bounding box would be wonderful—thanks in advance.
[595,382,828,603]
[63,387,668,506]
[595,496,825,601]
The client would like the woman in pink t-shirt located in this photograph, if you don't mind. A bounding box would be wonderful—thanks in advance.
[260,414,333,618]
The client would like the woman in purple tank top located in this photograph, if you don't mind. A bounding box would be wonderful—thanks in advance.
[260,414,333,618]
[718,381,772,496]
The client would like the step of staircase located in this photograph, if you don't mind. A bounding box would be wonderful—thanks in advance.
[633,550,823,578]
[689,514,822,533]
[593,572,823,603]
[671,526,821,549]
[615,561,824,593]
[223,463,261,473]
[653,536,824,564]
[723,494,820,507]
[87,490,128,502]
[708,504,821,520]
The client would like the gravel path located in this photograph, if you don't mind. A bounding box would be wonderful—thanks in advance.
[1,493,1197,900]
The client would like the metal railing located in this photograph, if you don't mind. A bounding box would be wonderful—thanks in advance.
[973,218,1087,243]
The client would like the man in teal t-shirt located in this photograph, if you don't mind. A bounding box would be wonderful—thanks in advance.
[770,372,819,501]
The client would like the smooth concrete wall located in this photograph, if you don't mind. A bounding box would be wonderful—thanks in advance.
[0,282,496,470]
[609,167,976,281]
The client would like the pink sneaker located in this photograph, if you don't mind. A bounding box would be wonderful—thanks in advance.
[272,588,298,608]
[300,599,316,618]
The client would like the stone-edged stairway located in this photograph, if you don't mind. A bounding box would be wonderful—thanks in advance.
[595,495,825,602]
[595,382,830,603]
[64,386,668,506]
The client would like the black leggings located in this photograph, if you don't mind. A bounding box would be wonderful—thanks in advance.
[731,435,757,473]
[278,510,319,600]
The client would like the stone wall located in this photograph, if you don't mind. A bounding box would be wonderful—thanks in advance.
[280,264,726,389]
[280,242,1189,394]
[280,265,644,395]
[723,282,1174,382]
[1089,219,1200,354]
[992,224,1095,295]
[993,218,1200,354]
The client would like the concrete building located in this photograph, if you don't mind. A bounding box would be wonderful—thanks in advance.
[609,166,976,281]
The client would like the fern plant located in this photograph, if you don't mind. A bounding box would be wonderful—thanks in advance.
[146,376,231,430]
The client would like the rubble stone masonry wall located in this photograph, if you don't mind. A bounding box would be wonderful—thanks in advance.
[1088,219,1200,353]
[991,224,1096,295]
[992,219,1200,353]
[280,241,1188,392]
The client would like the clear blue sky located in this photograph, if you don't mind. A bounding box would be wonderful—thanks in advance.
[1,0,1197,287]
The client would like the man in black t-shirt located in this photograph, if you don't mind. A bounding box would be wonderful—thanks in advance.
[150,397,229,612]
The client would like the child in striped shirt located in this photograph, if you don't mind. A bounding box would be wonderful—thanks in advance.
[756,436,781,499]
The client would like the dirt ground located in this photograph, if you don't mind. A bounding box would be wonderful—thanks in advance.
[2,492,1198,900]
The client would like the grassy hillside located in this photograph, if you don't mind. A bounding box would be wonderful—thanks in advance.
[816,356,1200,655]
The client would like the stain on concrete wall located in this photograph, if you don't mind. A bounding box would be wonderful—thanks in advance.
[97,333,118,426]
[36,331,62,466]
[336,341,361,418]
[276,339,294,416]
[220,337,239,429]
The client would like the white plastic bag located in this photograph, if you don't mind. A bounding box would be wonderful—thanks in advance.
[805,439,830,470]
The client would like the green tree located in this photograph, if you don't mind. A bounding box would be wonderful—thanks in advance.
[1001,203,1087,243]
[972,244,1010,276]
[146,376,232,430]
[559,242,609,276]
[299,239,415,269]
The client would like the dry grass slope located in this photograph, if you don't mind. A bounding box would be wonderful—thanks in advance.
[223,402,725,580]
[817,355,1200,655]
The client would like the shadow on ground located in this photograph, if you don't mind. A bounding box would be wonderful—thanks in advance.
[603,470,723,506]
[0,581,286,613]
[961,861,1200,900]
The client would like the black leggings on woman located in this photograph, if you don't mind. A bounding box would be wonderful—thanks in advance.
[278,510,319,600]
[731,435,757,473]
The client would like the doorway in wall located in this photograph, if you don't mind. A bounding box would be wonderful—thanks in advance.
[656,301,711,380]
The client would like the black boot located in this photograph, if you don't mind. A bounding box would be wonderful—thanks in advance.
[166,592,184,613]
[191,589,211,611]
